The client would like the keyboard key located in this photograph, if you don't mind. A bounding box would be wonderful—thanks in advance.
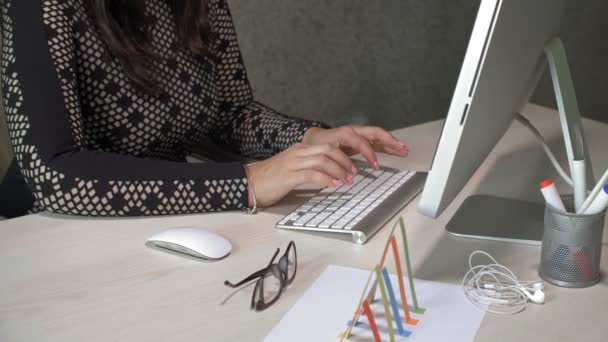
[293,213,317,226]
[278,212,300,225]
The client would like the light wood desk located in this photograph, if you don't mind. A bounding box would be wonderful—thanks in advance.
[1,104,607,342]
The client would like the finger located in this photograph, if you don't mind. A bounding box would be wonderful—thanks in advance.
[370,139,409,157]
[375,144,409,158]
[295,144,357,175]
[338,129,379,169]
[355,126,408,156]
[296,155,352,184]
[362,126,408,148]
[294,169,340,188]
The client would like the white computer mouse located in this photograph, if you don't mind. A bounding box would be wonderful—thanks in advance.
[146,227,232,260]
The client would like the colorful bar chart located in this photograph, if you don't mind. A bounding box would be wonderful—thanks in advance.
[340,217,427,342]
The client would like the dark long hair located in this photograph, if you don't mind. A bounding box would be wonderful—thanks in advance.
[85,0,214,94]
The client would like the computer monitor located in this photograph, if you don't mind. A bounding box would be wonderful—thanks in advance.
[418,0,592,244]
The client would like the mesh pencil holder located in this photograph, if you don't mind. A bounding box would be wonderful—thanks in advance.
[539,198,606,288]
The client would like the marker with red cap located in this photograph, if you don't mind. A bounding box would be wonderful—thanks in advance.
[540,179,566,212]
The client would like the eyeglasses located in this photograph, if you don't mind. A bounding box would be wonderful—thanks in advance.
[224,241,297,311]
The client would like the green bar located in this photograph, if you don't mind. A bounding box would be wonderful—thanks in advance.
[375,266,396,342]
[397,217,426,314]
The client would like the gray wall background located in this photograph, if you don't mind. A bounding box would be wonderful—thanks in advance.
[230,0,608,130]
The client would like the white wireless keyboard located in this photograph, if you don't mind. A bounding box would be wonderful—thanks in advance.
[276,167,427,244]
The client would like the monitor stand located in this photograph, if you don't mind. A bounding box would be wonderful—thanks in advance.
[447,195,545,245]
[446,37,595,245]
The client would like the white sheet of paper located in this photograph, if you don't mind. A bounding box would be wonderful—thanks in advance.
[265,265,485,342]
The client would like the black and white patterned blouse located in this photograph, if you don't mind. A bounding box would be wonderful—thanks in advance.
[1,0,323,216]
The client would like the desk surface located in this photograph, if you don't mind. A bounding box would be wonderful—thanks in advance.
[1,104,607,342]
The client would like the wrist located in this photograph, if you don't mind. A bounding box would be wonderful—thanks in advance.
[243,164,258,213]
[302,127,324,145]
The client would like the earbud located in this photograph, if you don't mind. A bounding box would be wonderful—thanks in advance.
[520,287,545,304]
[530,282,544,292]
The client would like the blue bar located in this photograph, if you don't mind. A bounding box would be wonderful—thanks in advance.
[382,267,407,336]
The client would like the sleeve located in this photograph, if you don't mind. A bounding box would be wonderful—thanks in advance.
[208,0,328,159]
[0,0,249,217]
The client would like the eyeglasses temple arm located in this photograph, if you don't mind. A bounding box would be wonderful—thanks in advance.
[224,268,266,288]
[224,248,281,288]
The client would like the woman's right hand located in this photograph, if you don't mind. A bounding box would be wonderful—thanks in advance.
[245,143,358,208]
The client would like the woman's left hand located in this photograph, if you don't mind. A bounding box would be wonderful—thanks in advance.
[302,126,409,170]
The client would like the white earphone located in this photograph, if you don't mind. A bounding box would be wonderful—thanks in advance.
[520,287,545,304]
[480,281,545,303]
[462,251,546,314]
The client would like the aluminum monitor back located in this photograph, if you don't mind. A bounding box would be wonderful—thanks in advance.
[418,0,569,218]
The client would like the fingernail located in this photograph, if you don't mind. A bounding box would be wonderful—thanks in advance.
[373,161,380,170]
[332,179,341,187]
[351,166,358,175]
[399,141,407,148]
[347,176,353,184]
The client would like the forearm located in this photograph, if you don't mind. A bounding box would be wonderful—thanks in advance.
[20,150,250,216]
[214,101,327,159]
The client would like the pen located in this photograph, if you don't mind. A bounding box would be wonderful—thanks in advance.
[540,179,566,212]
[574,250,593,280]
[578,168,608,214]
[573,158,586,212]
[582,185,608,215]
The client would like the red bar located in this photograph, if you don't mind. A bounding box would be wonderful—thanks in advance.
[380,239,391,266]
[363,300,382,342]
[390,237,418,326]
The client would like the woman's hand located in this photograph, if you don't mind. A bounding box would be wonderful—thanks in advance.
[302,126,408,169]
[246,143,357,207]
